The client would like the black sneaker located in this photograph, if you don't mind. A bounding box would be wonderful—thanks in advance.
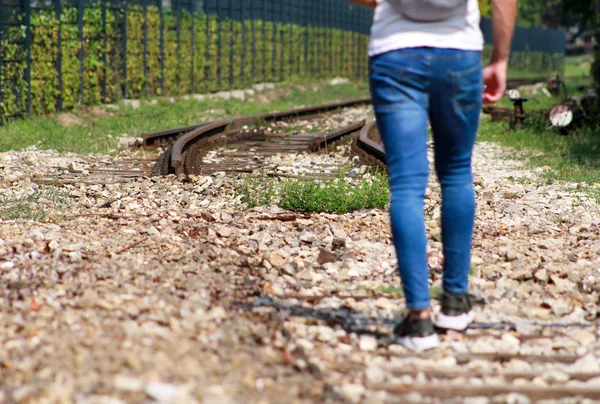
[434,290,474,331]
[393,316,440,351]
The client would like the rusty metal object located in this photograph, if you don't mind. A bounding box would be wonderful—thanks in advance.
[142,123,209,149]
[482,100,528,129]
[309,120,366,152]
[143,97,370,155]
[510,97,528,129]
[482,105,514,122]
[548,74,567,97]
[148,98,373,176]
[353,121,387,172]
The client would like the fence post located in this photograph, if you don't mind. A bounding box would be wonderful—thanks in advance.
[331,1,335,77]
[56,0,63,112]
[261,0,266,81]
[101,0,107,103]
[159,0,165,95]
[279,1,284,81]
[305,2,310,78]
[329,1,333,77]
[228,0,233,88]
[250,1,255,82]
[203,0,211,92]
[240,0,245,86]
[318,2,322,77]
[121,0,127,99]
[356,10,361,81]
[297,1,302,76]
[190,0,194,94]
[343,4,347,78]
[217,0,222,88]
[78,0,84,105]
[271,2,276,81]
[289,2,292,78]
[142,0,148,97]
[353,7,358,81]
[24,0,31,116]
[176,0,181,93]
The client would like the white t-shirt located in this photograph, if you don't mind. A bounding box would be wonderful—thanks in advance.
[368,0,484,57]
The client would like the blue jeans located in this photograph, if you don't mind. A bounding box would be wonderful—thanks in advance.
[369,47,483,311]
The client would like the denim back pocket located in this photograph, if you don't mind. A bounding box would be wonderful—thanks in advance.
[370,52,429,114]
[450,59,483,115]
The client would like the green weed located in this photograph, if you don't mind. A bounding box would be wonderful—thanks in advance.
[375,284,404,296]
[278,171,389,214]
[234,169,389,214]
[0,186,73,222]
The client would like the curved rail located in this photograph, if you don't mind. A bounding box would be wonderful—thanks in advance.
[357,121,385,162]
[155,97,371,176]
[142,123,210,149]
[352,120,387,172]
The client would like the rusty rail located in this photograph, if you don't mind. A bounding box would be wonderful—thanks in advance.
[146,98,373,176]
[142,123,210,149]
[352,121,387,172]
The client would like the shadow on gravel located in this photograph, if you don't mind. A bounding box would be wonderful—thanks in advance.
[234,297,397,343]
[235,297,600,344]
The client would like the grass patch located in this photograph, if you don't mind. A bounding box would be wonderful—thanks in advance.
[478,110,600,205]
[236,174,279,209]
[279,172,389,214]
[430,286,444,300]
[235,170,389,214]
[565,54,594,77]
[482,79,598,195]
[0,186,73,222]
[375,284,404,296]
[0,79,369,155]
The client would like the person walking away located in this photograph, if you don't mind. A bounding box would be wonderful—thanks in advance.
[347,0,516,350]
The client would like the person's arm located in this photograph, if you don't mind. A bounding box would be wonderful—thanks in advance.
[483,0,517,104]
[347,0,376,8]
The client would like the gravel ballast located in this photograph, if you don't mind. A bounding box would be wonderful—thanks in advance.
[1,111,599,403]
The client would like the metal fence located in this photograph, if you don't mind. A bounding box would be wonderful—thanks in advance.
[0,0,565,122]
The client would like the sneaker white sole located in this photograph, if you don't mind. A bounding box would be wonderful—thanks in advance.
[434,311,475,331]
[396,333,440,351]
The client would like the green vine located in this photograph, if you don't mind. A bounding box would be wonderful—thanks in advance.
[0,6,564,121]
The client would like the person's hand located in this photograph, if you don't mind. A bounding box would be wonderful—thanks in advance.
[347,0,377,8]
[483,60,507,104]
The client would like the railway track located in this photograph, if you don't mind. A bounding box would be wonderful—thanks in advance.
[142,98,389,177]
[142,99,388,177]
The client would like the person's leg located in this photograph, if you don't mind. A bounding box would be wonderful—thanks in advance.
[370,48,439,350]
[428,48,483,329]
[370,48,431,314]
